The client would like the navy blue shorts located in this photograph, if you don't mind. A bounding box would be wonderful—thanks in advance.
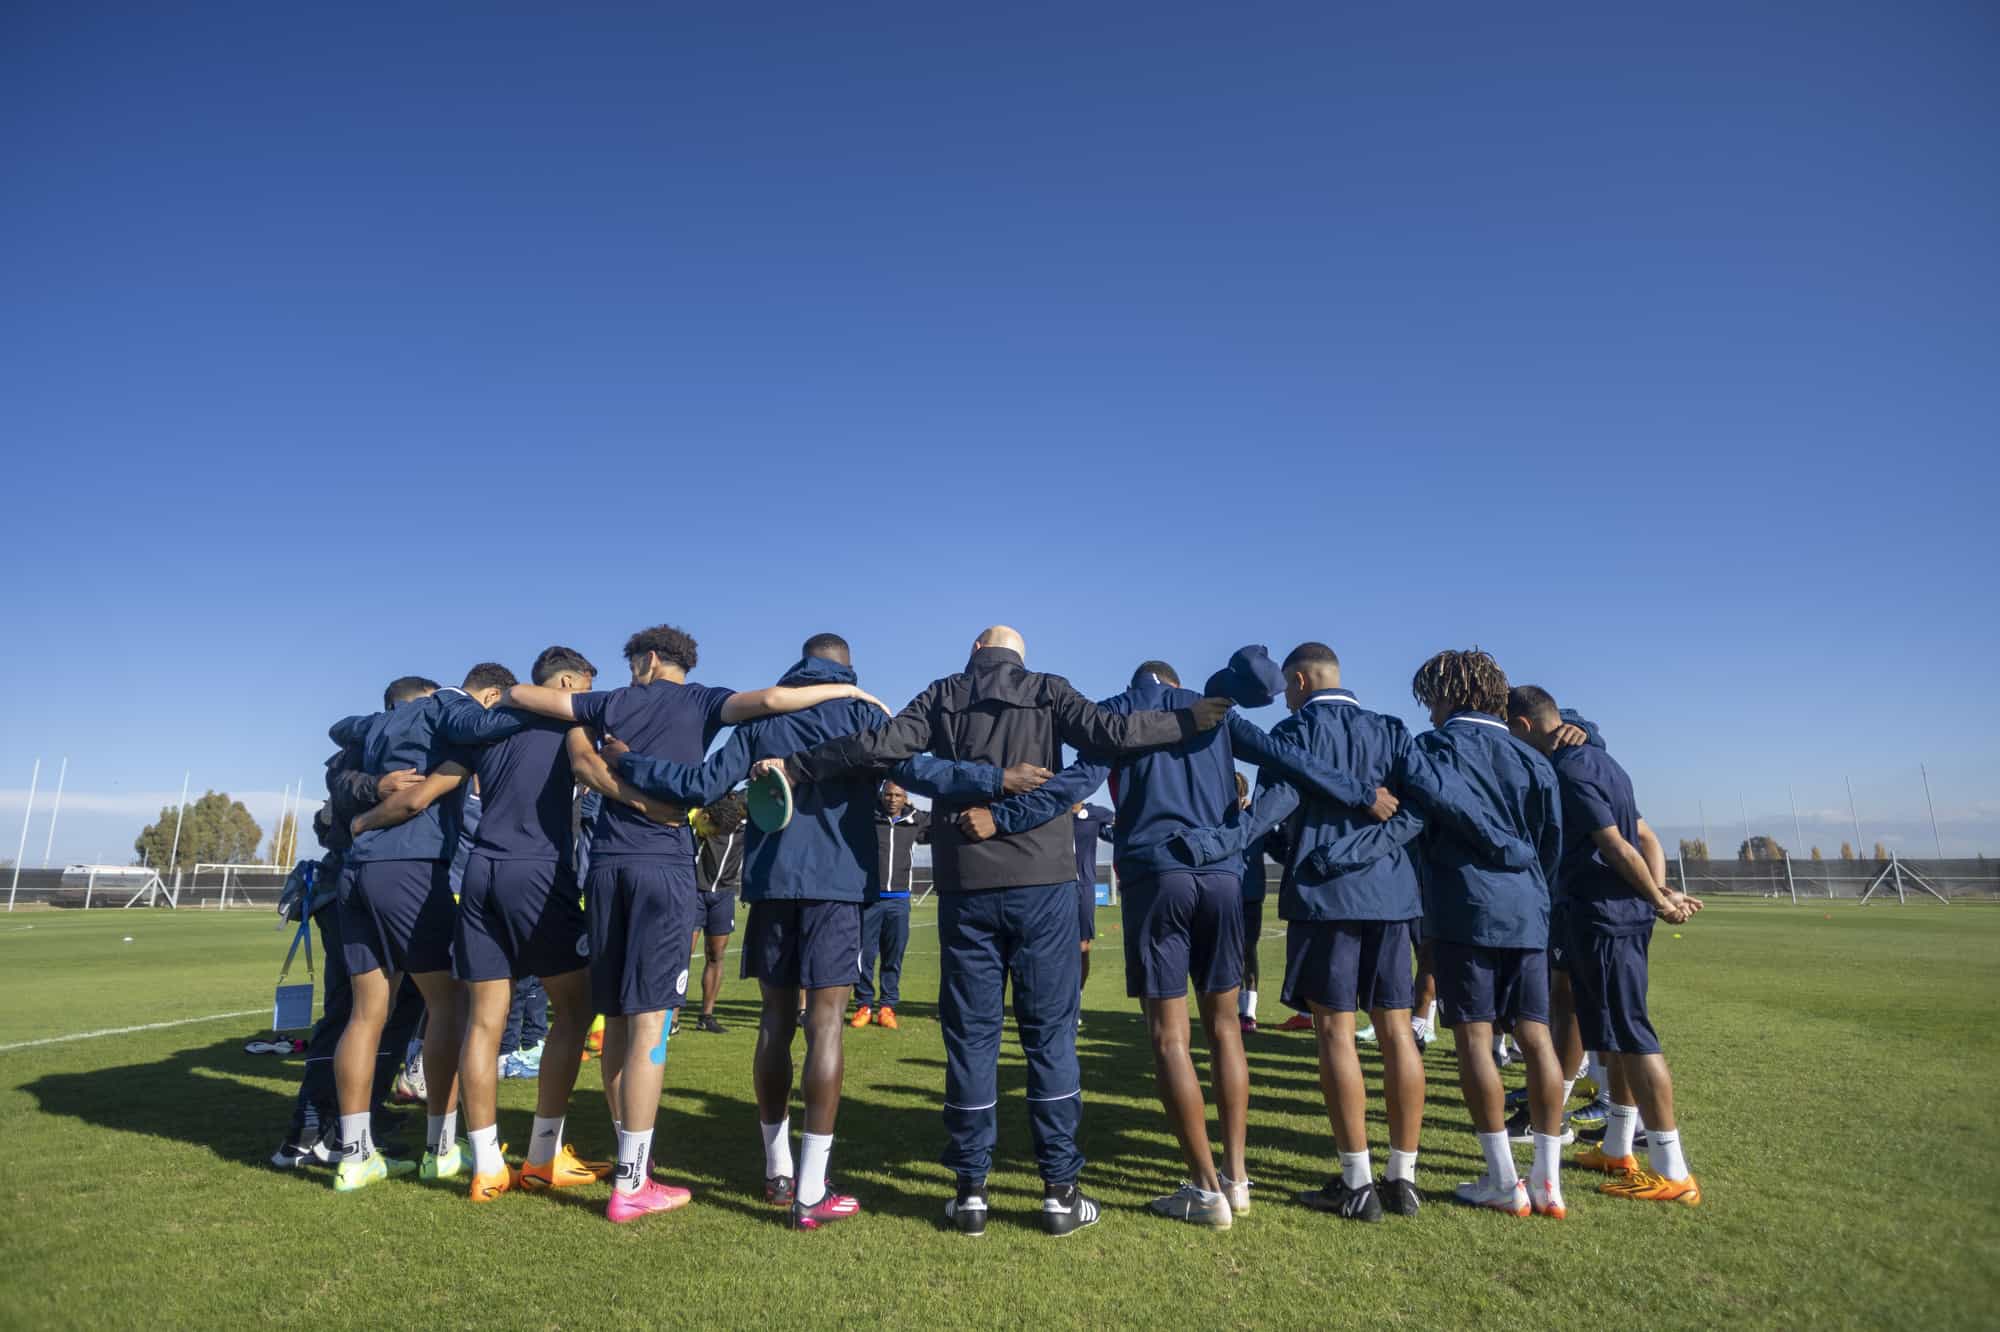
[1281,918,1418,1014]
[340,858,455,977]
[454,855,589,983]
[1565,921,1660,1055]
[583,857,695,1016]
[1076,878,1097,942]
[1548,903,1572,973]
[741,899,862,991]
[1241,896,1265,946]
[1433,940,1550,1028]
[1119,869,1244,999]
[694,890,737,938]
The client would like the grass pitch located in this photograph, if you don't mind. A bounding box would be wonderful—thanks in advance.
[1,901,1996,1329]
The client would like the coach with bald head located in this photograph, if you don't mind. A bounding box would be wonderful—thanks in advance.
[761,625,1230,1236]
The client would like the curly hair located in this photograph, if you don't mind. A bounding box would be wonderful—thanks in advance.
[623,624,699,672]
[1411,648,1510,717]
[702,791,748,835]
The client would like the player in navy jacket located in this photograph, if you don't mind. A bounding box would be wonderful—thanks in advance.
[1404,650,1569,1220]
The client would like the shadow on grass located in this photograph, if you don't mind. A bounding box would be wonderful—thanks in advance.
[21,1002,1489,1213]
[20,1036,426,1177]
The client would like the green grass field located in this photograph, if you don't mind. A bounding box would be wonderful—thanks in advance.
[2,900,1996,1330]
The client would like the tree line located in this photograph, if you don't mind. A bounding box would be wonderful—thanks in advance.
[130,791,302,877]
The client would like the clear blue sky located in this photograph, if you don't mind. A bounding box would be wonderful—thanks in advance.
[3,1,1995,867]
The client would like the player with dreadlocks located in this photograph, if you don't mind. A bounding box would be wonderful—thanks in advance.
[1398,649,1567,1218]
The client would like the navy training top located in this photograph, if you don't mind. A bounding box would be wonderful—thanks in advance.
[571,679,735,861]
[458,714,578,862]
[1551,743,1653,935]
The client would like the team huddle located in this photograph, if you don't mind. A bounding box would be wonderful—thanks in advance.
[274,621,1703,1234]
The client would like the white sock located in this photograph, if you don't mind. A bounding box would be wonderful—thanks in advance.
[527,1115,564,1167]
[798,1131,833,1207]
[468,1124,503,1175]
[1530,1132,1563,1192]
[615,1128,653,1194]
[1339,1149,1371,1190]
[338,1112,372,1160]
[426,1114,447,1152]
[761,1118,793,1179]
[1647,1127,1688,1180]
[1602,1102,1639,1158]
[440,1109,456,1145]
[1560,1077,1578,1107]
[1492,1034,1507,1061]
[1244,990,1258,1020]
[1424,999,1438,1026]
[1386,1148,1418,1184]
[1477,1130,1517,1188]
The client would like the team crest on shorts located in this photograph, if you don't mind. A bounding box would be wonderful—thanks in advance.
[676,969,689,995]
[576,935,590,958]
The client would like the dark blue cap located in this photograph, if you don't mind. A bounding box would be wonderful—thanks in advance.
[1203,644,1284,708]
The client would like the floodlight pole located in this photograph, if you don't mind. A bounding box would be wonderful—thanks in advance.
[1784,854,1797,905]
[1846,777,1863,861]
[41,757,67,867]
[166,772,190,881]
[1921,764,1943,861]
[9,758,39,911]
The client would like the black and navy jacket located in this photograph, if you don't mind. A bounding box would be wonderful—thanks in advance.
[781,647,1201,893]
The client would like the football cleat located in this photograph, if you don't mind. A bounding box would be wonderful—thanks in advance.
[1297,1177,1383,1222]
[945,1180,988,1237]
[1504,1106,1575,1146]
[1377,1177,1421,1217]
[468,1167,515,1203]
[876,1006,899,1030]
[1041,1182,1102,1237]
[606,1179,692,1223]
[1453,1174,1531,1216]
[792,1188,862,1230]
[420,1141,465,1181]
[519,1144,612,1191]
[1601,1169,1701,1206]
[1529,1176,1567,1219]
[1221,1175,1252,1215]
[1573,1145,1639,1176]
[849,1006,873,1029]
[765,1174,796,1207]
[1277,1013,1313,1032]
[695,1014,726,1034]
[333,1150,415,1193]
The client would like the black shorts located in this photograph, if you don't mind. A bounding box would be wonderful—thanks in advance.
[1565,921,1660,1054]
[1076,878,1097,942]
[741,899,862,990]
[1119,870,1244,999]
[1434,940,1550,1029]
[695,889,737,938]
[1241,896,1265,946]
[584,857,696,1016]
[1281,918,1418,1015]
[454,855,589,983]
[341,858,454,977]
